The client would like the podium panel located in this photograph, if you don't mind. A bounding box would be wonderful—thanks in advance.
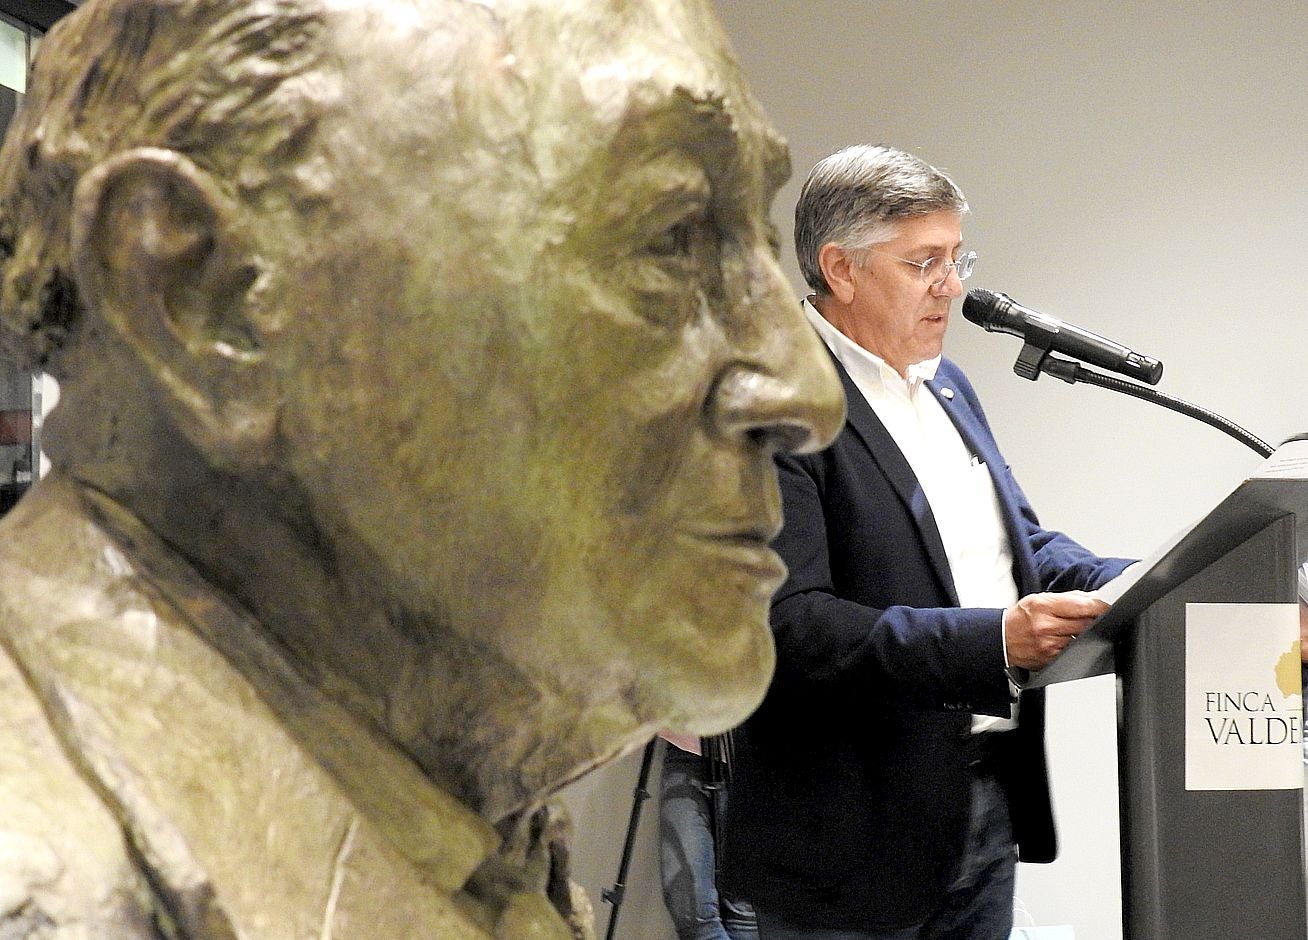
[1118,515,1306,939]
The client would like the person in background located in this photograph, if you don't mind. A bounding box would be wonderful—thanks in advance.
[660,732,758,940]
[721,144,1134,940]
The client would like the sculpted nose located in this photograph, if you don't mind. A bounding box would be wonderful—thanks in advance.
[709,359,844,455]
[709,266,845,454]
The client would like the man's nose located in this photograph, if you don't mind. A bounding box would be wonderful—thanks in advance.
[934,266,965,299]
[709,257,845,455]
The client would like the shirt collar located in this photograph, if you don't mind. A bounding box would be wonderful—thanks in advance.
[802,297,941,394]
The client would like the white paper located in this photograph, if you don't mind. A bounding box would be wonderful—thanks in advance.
[1253,439,1308,480]
[1090,519,1198,605]
[1094,439,1308,608]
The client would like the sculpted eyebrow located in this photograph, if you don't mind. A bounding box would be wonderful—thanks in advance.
[606,90,786,229]
[614,90,740,173]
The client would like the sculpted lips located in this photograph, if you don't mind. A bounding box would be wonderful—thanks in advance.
[678,518,787,591]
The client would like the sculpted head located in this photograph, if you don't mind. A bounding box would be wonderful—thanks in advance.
[0,0,843,817]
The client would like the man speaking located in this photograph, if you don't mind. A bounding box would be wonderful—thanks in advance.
[721,145,1133,940]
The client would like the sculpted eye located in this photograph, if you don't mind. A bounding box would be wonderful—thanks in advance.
[623,193,722,323]
[645,213,708,258]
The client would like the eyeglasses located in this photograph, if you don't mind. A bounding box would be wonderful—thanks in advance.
[864,249,977,287]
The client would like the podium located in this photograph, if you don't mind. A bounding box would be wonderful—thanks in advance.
[1031,443,1308,939]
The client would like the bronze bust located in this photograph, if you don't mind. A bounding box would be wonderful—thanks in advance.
[0,0,843,936]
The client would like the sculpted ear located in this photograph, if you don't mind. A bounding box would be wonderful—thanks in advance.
[70,148,273,460]
[817,242,858,305]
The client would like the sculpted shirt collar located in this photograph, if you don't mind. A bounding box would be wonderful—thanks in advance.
[802,296,940,395]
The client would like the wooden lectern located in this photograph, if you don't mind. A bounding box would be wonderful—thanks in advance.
[1032,444,1308,939]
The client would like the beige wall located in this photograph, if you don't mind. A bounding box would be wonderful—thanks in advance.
[565,3,1308,938]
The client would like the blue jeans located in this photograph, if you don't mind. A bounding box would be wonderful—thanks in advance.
[659,743,758,940]
[753,769,1016,940]
[916,771,1017,939]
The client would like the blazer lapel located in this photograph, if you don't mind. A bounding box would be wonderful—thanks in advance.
[833,360,961,606]
[926,376,1040,595]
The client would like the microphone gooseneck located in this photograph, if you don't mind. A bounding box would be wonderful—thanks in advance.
[962,287,1271,457]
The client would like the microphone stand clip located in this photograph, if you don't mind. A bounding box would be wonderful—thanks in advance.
[1013,317,1060,381]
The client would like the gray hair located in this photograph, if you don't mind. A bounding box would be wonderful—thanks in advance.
[794,144,968,296]
[0,0,332,375]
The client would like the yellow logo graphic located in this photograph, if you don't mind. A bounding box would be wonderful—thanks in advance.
[1275,639,1302,700]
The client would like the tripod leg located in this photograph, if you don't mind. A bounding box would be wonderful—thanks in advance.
[601,738,658,940]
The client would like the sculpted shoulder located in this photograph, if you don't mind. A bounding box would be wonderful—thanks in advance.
[0,481,180,935]
[0,477,565,939]
[0,633,164,936]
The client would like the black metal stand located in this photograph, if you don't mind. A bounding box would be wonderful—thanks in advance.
[601,738,658,940]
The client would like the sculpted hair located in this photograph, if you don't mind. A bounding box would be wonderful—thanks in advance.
[0,0,331,375]
[794,144,968,296]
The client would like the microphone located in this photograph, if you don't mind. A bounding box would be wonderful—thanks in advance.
[962,288,1164,385]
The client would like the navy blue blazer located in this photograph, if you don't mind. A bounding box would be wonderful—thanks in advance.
[721,356,1131,931]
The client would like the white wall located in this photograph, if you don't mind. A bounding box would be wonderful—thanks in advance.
[564,3,1308,938]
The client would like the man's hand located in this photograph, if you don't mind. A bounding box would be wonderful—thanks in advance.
[1004,591,1110,671]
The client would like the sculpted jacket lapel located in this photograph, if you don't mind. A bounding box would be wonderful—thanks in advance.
[926,374,1040,595]
[832,360,961,607]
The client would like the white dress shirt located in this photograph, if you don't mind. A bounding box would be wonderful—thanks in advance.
[804,299,1019,730]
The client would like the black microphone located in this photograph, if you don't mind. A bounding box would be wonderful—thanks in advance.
[962,287,1164,385]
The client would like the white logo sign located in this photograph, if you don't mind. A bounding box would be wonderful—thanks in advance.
[1185,602,1302,791]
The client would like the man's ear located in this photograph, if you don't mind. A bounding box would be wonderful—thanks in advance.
[70,147,274,461]
[817,242,858,305]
